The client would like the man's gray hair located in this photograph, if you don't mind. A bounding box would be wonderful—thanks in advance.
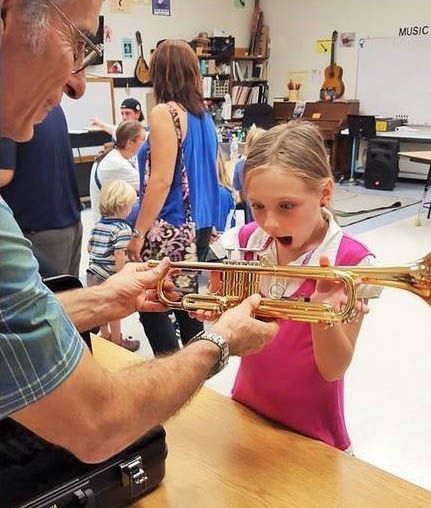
[21,0,67,50]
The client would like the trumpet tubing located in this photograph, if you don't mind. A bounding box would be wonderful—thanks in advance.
[147,253,431,325]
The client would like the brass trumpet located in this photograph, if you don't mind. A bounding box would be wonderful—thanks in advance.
[147,253,431,325]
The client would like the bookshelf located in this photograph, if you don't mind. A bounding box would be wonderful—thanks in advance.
[230,55,269,121]
[193,33,270,123]
[198,54,269,123]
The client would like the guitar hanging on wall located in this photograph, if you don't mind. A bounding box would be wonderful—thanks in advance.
[135,30,151,85]
[320,30,345,101]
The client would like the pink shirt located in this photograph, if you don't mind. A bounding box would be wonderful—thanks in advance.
[231,222,373,450]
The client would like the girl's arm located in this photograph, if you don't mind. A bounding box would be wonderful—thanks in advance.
[127,104,180,261]
[311,312,366,382]
[310,256,369,382]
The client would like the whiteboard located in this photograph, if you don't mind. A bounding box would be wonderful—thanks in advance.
[355,36,431,125]
[61,76,116,131]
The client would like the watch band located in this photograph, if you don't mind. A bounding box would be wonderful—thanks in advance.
[187,330,229,379]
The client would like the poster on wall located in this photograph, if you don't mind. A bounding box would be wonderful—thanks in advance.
[110,0,131,14]
[315,38,331,54]
[135,0,150,3]
[121,38,134,59]
[152,0,171,16]
[234,0,246,8]
[104,25,113,44]
[340,32,356,48]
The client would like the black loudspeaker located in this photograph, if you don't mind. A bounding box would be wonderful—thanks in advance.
[364,138,400,190]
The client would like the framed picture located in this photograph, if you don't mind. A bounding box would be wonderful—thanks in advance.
[107,60,124,74]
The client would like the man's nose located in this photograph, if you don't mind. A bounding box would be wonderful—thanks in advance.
[64,72,87,100]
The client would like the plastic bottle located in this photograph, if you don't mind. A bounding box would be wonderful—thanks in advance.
[230,135,239,161]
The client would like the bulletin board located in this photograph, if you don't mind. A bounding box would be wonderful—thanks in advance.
[355,36,431,124]
[61,76,116,131]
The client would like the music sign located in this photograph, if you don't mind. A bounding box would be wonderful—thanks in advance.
[152,0,171,16]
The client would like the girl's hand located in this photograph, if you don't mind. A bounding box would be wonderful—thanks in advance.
[188,270,222,322]
[127,236,145,262]
[311,256,369,320]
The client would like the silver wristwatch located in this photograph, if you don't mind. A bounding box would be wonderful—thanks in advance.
[132,228,146,239]
[187,330,229,379]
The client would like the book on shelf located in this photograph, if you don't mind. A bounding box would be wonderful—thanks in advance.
[199,59,230,76]
[232,84,267,106]
[232,59,267,82]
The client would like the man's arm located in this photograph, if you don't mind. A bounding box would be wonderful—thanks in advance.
[0,168,14,187]
[0,137,17,187]
[13,296,278,464]
[89,117,115,136]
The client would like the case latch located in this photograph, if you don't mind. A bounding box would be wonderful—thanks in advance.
[73,486,96,508]
[120,455,148,498]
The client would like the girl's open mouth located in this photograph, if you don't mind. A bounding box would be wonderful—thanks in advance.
[276,236,293,246]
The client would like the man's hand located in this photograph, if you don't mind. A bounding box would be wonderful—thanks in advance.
[103,258,178,318]
[211,295,279,357]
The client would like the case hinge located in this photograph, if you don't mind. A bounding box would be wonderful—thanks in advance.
[120,455,149,498]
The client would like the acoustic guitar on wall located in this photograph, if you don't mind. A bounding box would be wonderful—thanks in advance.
[320,30,345,101]
[135,30,151,85]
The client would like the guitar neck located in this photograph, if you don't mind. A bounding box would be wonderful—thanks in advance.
[330,39,335,66]
[136,32,144,60]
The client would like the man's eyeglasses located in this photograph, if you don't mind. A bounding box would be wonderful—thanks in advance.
[45,0,103,74]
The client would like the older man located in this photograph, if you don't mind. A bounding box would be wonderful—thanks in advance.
[0,0,278,464]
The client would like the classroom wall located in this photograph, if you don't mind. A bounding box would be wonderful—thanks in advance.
[260,0,431,103]
[90,0,255,120]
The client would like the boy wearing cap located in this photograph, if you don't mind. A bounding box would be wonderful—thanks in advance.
[90,98,145,140]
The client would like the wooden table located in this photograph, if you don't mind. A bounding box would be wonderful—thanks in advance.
[399,151,431,224]
[92,336,431,508]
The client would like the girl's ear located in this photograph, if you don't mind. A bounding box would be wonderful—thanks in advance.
[320,178,334,207]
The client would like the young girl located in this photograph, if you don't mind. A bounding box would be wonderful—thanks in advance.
[89,120,146,224]
[87,180,140,352]
[215,150,236,233]
[232,127,265,224]
[216,121,378,451]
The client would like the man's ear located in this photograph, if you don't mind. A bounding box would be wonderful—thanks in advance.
[320,178,334,207]
[1,0,14,47]
[0,1,5,48]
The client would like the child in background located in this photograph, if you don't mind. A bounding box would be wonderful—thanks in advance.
[87,180,140,352]
[215,150,236,233]
[232,127,265,224]
[217,122,379,451]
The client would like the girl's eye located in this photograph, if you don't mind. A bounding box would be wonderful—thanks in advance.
[280,202,294,210]
[250,203,264,210]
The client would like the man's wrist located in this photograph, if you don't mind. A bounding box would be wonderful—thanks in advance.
[187,330,229,379]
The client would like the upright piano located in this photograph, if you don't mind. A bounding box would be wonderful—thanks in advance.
[301,100,360,177]
[272,100,359,178]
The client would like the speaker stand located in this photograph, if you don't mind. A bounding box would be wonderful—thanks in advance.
[340,135,361,185]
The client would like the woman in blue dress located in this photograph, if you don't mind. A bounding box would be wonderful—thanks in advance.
[127,40,219,354]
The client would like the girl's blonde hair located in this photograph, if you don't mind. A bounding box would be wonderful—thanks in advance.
[217,150,232,190]
[99,180,137,217]
[244,126,265,155]
[243,121,333,193]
